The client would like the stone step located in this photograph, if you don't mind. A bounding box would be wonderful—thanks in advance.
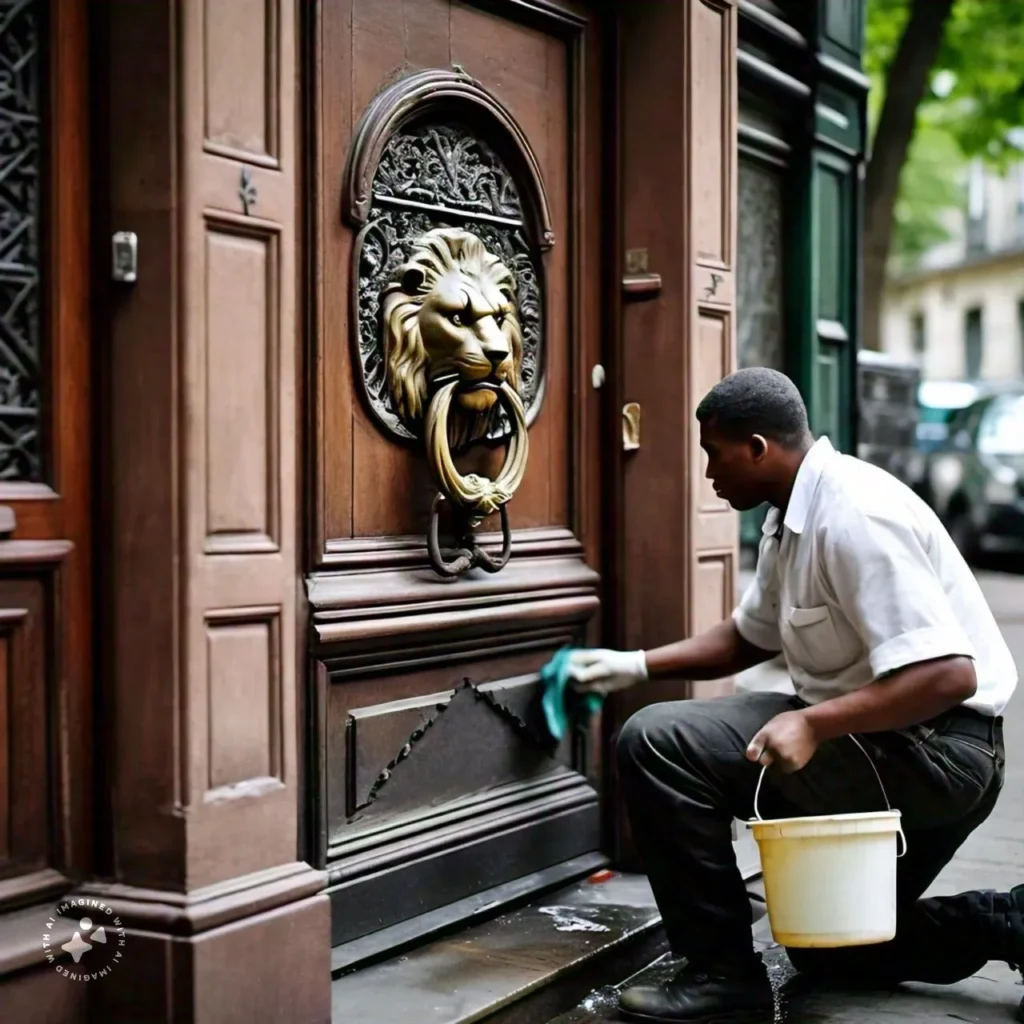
[330,870,668,1024]
[330,834,762,1024]
[331,853,610,977]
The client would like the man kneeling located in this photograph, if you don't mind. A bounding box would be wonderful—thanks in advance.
[566,368,1018,1024]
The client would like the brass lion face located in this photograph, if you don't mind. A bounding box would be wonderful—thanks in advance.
[381,228,523,446]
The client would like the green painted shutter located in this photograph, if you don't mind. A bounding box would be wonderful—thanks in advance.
[804,0,867,453]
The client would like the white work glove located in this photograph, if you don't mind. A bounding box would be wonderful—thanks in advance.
[566,648,648,694]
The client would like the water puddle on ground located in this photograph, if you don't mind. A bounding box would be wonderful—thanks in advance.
[538,906,612,934]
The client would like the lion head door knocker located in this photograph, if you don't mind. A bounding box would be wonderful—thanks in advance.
[344,68,555,579]
[382,228,529,576]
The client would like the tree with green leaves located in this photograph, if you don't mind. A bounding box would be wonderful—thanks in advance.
[864,0,1024,352]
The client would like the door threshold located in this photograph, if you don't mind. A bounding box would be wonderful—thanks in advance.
[331,852,609,977]
[331,868,666,1024]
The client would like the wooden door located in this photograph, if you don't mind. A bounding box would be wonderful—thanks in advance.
[0,0,91,915]
[307,0,606,953]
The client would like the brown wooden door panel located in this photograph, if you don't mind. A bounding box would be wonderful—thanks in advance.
[307,0,604,950]
[327,0,573,543]
[0,573,50,882]
[311,551,601,945]
[605,0,740,865]
[313,0,595,558]
[0,0,91,910]
[328,661,576,841]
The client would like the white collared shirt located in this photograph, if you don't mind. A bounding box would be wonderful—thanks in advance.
[733,437,1017,716]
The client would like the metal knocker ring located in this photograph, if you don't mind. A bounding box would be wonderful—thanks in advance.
[424,380,529,518]
[424,380,528,577]
[427,496,513,578]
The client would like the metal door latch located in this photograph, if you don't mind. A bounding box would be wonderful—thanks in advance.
[622,402,641,451]
[112,232,138,283]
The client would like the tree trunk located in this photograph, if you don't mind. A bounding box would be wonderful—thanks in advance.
[862,0,954,352]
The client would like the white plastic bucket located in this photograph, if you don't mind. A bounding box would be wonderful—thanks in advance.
[747,740,907,949]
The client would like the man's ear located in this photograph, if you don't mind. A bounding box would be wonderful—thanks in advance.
[750,434,768,461]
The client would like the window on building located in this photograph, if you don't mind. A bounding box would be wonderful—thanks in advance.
[964,307,983,379]
[911,312,926,356]
[967,160,987,255]
[1016,167,1024,246]
[1018,299,1024,377]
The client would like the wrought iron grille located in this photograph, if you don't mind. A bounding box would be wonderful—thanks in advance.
[0,0,43,481]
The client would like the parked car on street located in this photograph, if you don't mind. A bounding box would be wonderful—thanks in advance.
[923,386,1024,558]
[916,379,987,456]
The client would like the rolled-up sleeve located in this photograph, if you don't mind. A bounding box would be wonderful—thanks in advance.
[733,541,783,652]
[822,512,976,678]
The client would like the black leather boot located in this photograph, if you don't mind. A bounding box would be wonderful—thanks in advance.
[957,885,1024,1023]
[997,885,1024,971]
[947,885,1024,971]
[988,885,1024,1022]
[919,884,1024,1020]
[618,959,774,1023]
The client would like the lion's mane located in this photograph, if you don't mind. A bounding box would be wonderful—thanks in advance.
[381,228,523,447]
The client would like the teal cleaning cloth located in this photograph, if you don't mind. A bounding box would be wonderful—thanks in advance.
[540,647,604,742]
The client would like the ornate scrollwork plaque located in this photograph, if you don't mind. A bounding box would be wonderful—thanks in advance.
[354,125,543,444]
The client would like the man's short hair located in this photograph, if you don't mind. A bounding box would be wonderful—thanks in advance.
[695,367,810,448]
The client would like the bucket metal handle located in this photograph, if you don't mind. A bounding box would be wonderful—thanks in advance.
[752,734,907,858]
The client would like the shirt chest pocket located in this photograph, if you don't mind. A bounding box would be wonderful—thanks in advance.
[784,605,849,673]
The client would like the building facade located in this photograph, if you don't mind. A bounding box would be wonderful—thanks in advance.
[882,159,1024,382]
[735,0,868,554]
[0,1,864,1020]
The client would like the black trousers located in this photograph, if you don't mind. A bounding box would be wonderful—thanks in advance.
[617,691,1006,985]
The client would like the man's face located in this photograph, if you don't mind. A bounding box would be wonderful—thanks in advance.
[699,420,771,511]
